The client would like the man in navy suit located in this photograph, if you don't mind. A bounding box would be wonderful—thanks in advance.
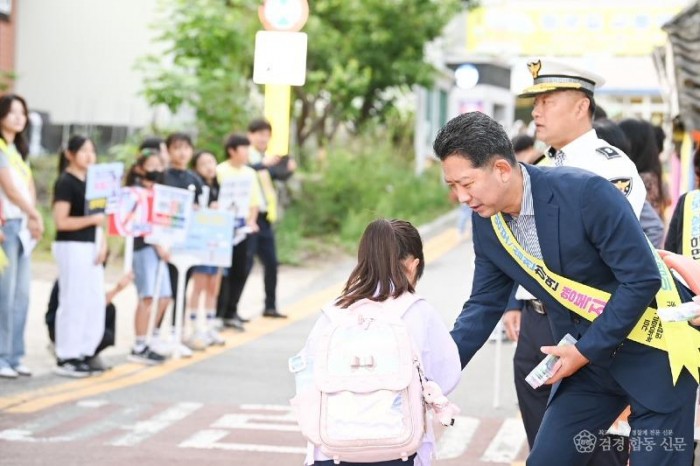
[434,111,697,465]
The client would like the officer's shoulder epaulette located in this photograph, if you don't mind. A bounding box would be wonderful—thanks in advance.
[595,146,620,159]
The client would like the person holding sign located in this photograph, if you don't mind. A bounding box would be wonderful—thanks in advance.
[52,135,107,378]
[435,112,699,465]
[124,153,170,365]
[186,150,225,349]
[216,134,261,331]
[0,94,43,379]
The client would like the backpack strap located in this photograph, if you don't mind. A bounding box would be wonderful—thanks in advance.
[322,292,423,323]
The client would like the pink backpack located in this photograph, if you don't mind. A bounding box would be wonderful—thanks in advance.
[290,293,427,464]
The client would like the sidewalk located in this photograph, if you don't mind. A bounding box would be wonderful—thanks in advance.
[23,249,355,378]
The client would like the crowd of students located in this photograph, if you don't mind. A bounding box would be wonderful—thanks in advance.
[0,91,295,379]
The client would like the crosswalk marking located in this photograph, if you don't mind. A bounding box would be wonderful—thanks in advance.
[0,401,527,463]
[435,415,480,459]
[179,429,307,454]
[110,402,203,446]
[480,418,527,463]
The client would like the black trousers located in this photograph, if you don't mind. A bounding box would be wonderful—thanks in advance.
[217,237,250,320]
[246,214,278,310]
[514,304,628,465]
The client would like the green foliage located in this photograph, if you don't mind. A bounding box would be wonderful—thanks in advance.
[138,0,465,151]
[296,0,461,147]
[137,0,260,152]
[275,141,451,263]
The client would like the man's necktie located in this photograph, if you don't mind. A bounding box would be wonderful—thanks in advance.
[554,150,566,167]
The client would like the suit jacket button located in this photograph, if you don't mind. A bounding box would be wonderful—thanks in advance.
[573,317,581,324]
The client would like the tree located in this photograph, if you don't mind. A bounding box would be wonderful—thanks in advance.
[139,0,465,152]
[137,0,259,153]
[297,0,461,148]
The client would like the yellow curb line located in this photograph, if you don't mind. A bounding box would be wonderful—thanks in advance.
[0,228,460,414]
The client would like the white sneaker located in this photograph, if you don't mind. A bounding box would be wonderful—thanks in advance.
[184,333,209,351]
[173,342,193,358]
[206,329,225,346]
[0,366,18,379]
[13,364,32,376]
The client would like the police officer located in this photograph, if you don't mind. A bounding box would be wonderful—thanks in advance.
[502,60,646,464]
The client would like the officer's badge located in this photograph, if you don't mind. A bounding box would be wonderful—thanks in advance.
[596,146,620,159]
[608,177,632,196]
[528,60,542,79]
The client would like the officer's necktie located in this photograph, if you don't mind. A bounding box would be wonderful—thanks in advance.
[554,150,566,167]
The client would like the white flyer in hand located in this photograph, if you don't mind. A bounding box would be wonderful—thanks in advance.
[525,333,578,389]
[657,299,700,322]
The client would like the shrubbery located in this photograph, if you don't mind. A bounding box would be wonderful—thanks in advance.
[275,144,451,264]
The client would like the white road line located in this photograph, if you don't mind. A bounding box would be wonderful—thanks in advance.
[76,399,109,408]
[239,404,291,412]
[212,413,299,431]
[480,418,527,463]
[435,416,480,459]
[179,429,307,454]
[109,402,202,447]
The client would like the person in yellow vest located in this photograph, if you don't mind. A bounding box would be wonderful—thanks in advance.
[436,111,699,466]
[246,119,297,318]
[0,94,44,379]
[665,144,700,258]
[216,134,261,330]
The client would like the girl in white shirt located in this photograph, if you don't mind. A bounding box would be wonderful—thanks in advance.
[0,94,43,379]
[301,218,461,466]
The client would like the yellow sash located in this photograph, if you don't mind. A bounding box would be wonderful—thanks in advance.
[0,138,31,184]
[682,190,700,260]
[491,213,700,384]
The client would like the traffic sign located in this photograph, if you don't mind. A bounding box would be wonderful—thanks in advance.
[253,31,307,86]
[258,0,309,32]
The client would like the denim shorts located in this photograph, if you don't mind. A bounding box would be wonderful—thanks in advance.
[191,265,219,275]
[133,246,172,299]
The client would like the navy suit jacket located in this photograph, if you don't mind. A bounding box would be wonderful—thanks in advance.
[452,164,697,413]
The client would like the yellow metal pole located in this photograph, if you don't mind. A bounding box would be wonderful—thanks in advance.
[263,83,291,156]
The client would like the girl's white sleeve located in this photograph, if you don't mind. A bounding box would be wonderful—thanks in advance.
[405,300,462,395]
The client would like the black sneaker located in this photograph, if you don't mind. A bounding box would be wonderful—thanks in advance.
[127,346,166,365]
[54,359,92,378]
[223,316,246,331]
[263,308,287,319]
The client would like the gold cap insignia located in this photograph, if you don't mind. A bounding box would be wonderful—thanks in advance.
[527,60,542,79]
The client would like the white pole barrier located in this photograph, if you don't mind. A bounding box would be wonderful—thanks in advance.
[145,258,165,347]
[493,319,502,409]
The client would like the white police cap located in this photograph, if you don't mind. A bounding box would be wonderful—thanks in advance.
[519,59,605,98]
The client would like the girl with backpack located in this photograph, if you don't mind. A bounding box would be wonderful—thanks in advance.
[293,218,461,466]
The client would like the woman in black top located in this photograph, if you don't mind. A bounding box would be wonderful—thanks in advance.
[52,135,106,378]
[665,146,700,255]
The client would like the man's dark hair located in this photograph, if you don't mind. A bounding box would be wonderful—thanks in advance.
[165,132,193,148]
[247,118,272,134]
[225,133,250,152]
[433,112,516,167]
[511,134,535,154]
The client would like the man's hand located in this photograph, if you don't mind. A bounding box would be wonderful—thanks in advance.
[502,310,521,342]
[540,344,589,385]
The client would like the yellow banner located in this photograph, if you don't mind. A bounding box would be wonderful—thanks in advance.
[491,213,700,384]
[466,4,685,56]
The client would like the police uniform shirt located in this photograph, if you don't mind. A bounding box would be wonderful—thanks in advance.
[548,129,645,218]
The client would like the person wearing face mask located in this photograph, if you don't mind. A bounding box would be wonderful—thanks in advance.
[124,152,170,365]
